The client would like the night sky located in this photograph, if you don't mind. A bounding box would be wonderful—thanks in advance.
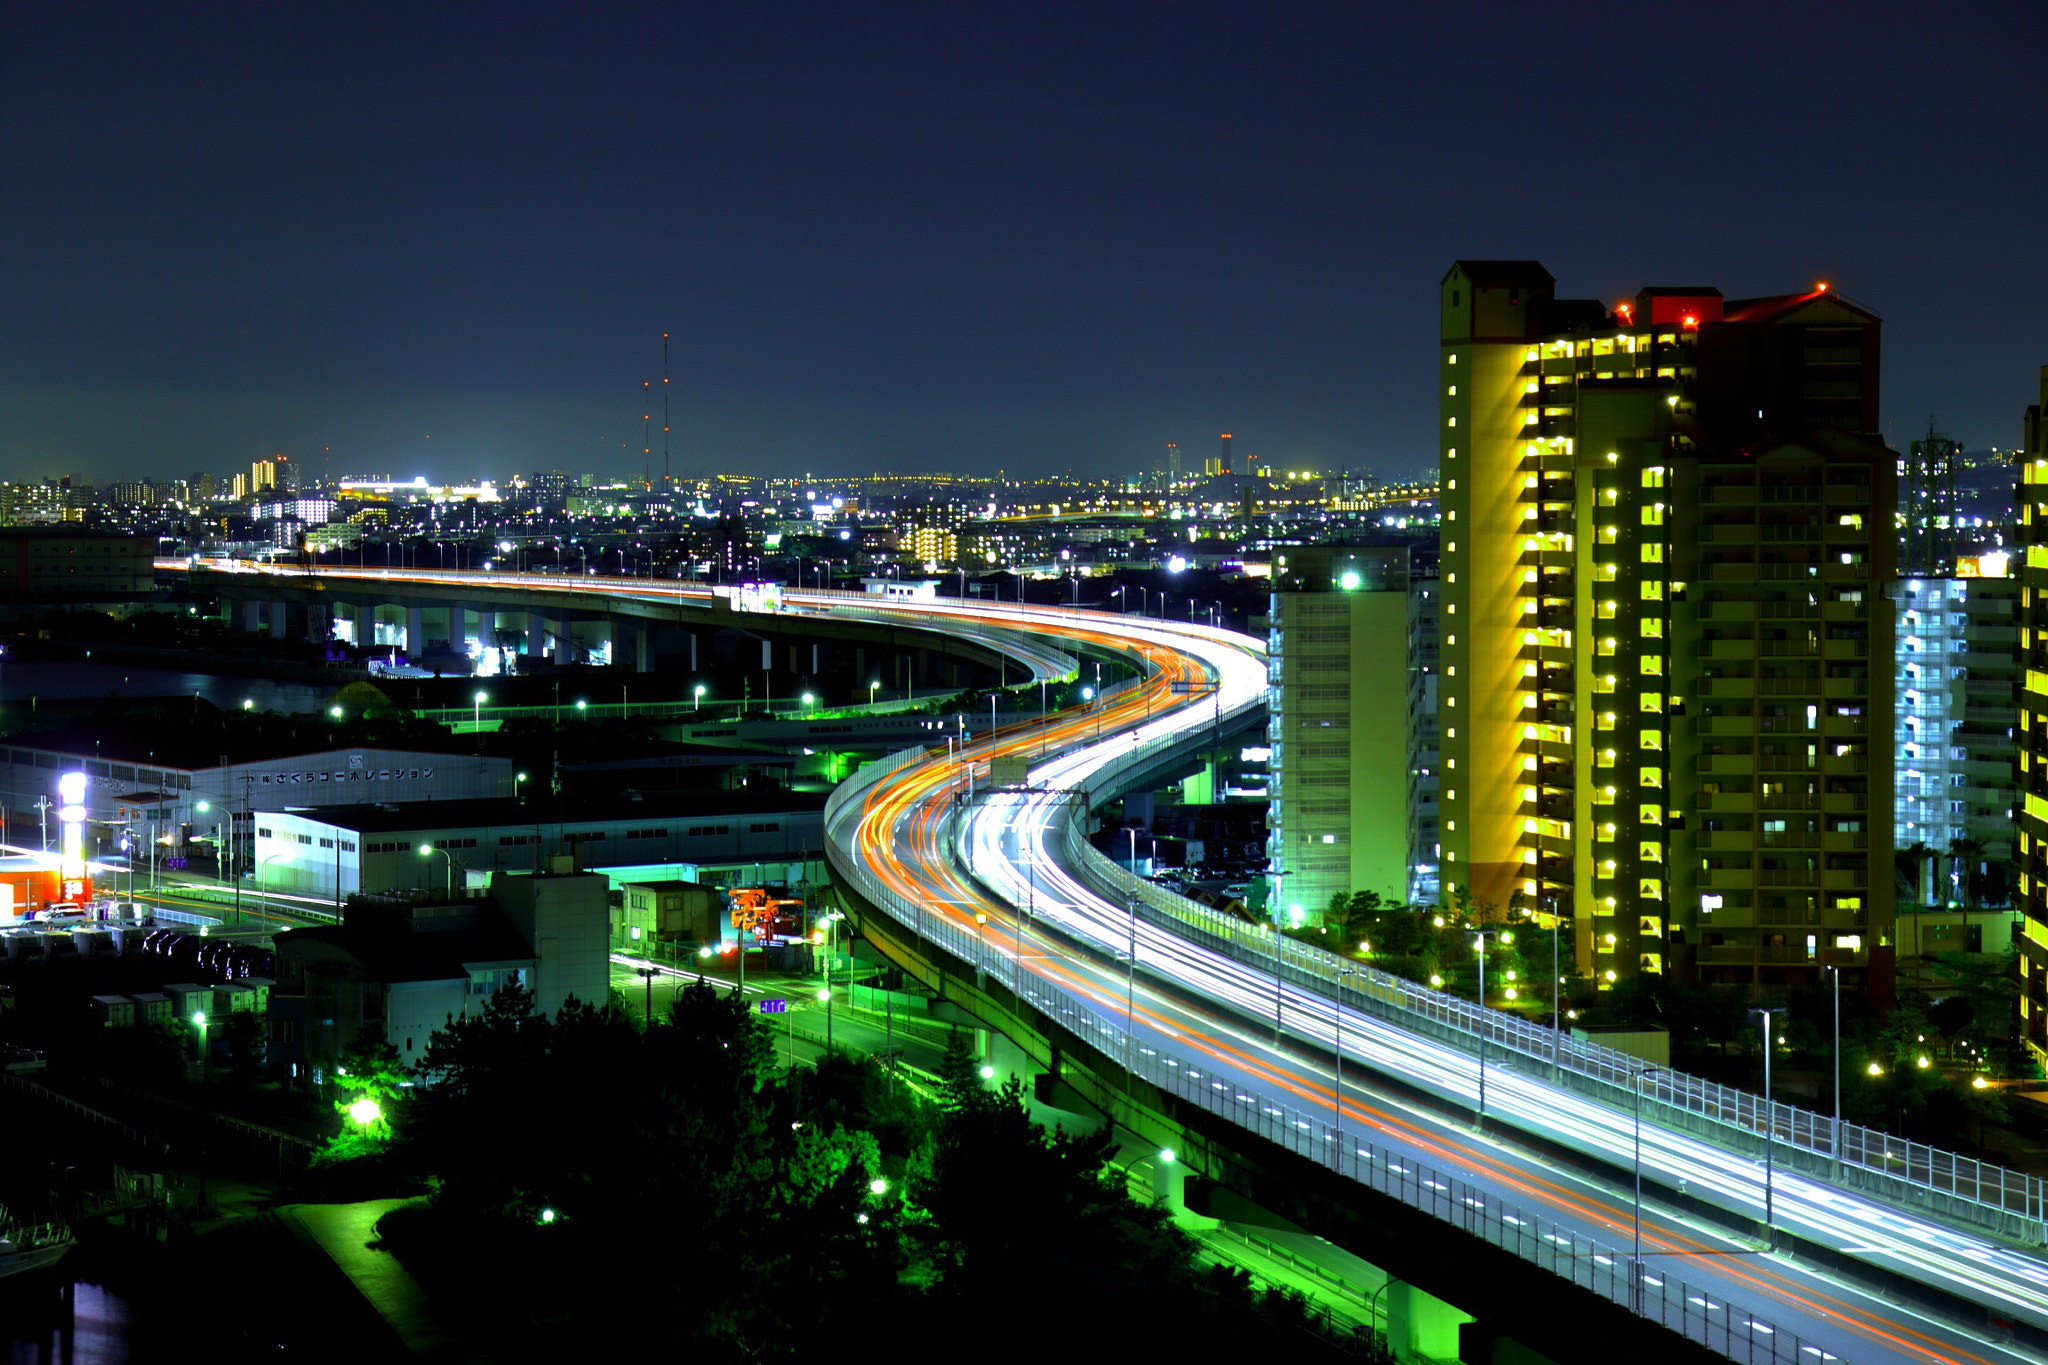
[3,3,2043,486]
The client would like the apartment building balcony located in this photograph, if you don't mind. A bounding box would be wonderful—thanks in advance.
[1698,599,1757,622]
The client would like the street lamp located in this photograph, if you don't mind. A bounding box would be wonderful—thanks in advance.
[634,964,658,1024]
[1264,870,1292,1046]
[419,842,456,896]
[328,704,344,720]
[818,911,846,1050]
[1115,1147,1175,1192]
[868,680,880,708]
[514,771,528,803]
[1750,1007,1781,1243]
[472,690,488,733]
[1825,964,1843,1171]
[1629,1064,1665,1313]
[693,684,707,710]
[1469,927,1514,1127]
[1335,966,1359,1167]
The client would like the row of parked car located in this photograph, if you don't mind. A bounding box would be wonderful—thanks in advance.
[138,929,274,982]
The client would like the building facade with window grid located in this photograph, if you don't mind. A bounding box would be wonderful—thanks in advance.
[1437,260,1896,991]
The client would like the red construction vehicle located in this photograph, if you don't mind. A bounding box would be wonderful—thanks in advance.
[728,887,805,942]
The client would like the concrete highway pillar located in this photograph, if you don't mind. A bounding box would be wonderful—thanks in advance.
[242,599,265,633]
[527,614,546,659]
[406,605,426,654]
[633,623,652,672]
[1384,1281,1471,1362]
[268,600,287,639]
[554,613,577,664]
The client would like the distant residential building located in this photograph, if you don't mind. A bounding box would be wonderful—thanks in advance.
[1893,561,2019,916]
[1407,570,1441,906]
[1266,546,1418,922]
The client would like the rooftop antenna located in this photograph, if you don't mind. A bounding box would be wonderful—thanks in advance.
[662,333,672,491]
[641,379,652,489]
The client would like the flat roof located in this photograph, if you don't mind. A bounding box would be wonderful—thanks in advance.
[278,789,826,834]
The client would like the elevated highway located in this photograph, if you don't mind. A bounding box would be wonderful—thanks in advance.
[172,565,2048,1364]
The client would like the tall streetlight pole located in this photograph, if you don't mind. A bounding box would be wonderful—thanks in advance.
[1826,964,1842,1172]
[1124,827,1141,1068]
[1335,966,1358,1169]
[1751,1006,1780,1244]
[1265,870,1292,1047]
[1630,1064,1664,1313]
[1551,909,1564,1067]
[818,910,845,1051]
[1469,927,1513,1128]
[419,843,456,896]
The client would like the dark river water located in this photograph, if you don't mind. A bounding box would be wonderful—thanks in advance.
[0,661,333,715]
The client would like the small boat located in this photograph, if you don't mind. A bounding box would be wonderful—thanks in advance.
[0,1211,74,1279]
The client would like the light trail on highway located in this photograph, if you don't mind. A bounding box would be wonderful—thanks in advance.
[829,606,2044,1365]
[178,563,2048,1365]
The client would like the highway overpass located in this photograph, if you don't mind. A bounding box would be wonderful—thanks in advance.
[171,565,2048,1365]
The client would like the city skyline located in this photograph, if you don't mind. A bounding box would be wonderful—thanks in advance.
[5,5,2044,483]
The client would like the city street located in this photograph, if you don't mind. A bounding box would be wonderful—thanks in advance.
[606,955,951,1081]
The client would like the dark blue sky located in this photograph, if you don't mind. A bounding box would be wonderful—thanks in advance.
[4,3,2043,485]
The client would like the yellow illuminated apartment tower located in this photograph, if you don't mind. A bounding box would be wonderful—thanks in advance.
[2018,365,2048,1063]
[1439,262,1895,990]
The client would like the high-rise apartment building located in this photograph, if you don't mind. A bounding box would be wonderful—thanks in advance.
[1407,572,1442,907]
[1438,261,1896,991]
[2015,366,2048,1064]
[1266,546,1419,920]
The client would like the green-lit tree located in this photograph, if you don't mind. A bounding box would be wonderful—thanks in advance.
[936,1028,980,1109]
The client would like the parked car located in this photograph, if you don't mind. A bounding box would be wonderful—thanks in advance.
[0,1046,48,1075]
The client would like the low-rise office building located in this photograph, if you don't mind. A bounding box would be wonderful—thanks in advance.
[254,790,827,903]
[266,869,610,1075]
